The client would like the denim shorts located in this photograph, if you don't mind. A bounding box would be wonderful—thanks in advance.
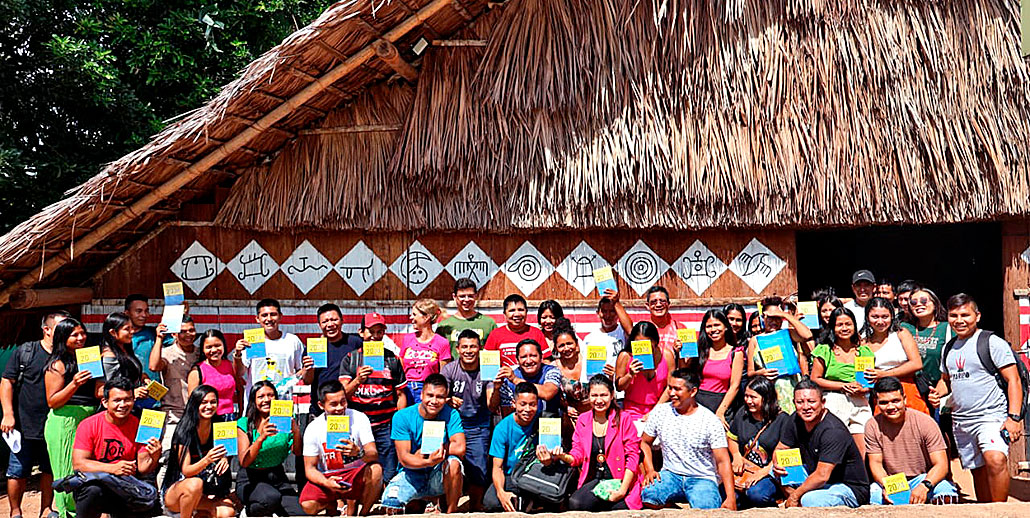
[640,470,721,509]
[381,456,462,509]
[7,438,52,478]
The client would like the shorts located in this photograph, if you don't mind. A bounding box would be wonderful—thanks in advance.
[300,471,366,505]
[7,438,52,478]
[824,392,872,434]
[953,417,1009,470]
[462,425,491,486]
[381,456,462,509]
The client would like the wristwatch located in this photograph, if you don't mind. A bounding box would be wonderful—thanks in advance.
[921,480,933,490]
[1009,412,1024,422]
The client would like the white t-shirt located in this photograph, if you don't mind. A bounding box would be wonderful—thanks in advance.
[643,403,727,483]
[843,300,867,331]
[302,408,375,472]
[582,327,626,398]
[243,331,304,398]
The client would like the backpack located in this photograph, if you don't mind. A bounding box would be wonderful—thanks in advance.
[13,342,37,387]
[942,330,1030,418]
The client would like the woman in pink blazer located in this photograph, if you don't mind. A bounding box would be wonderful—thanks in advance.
[538,374,642,510]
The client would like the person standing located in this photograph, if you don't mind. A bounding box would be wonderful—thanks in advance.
[484,294,549,367]
[187,330,239,420]
[689,309,744,426]
[400,299,452,404]
[440,330,494,510]
[860,298,927,414]
[810,307,873,455]
[899,288,949,412]
[537,300,565,357]
[236,299,314,403]
[436,278,497,360]
[745,297,812,414]
[150,316,202,489]
[612,286,686,354]
[2,310,69,518]
[843,270,876,331]
[615,322,676,419]
[124,294,163,385]
[582,297,626,397]
[313,303,362,395]
[930,293,1023,503]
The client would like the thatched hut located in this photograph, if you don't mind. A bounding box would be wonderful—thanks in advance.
[1,0,1030,345]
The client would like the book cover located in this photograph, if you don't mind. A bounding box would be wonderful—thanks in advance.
[243,328,266,360]
[363,341,385,372]
[162,282,185,306]
[586,345,608,377]
[76,346,104,378]
[269,400,293,433]
[755,330,802,376]
[134,409,166,443]
[480,350,500,382]
[631,340,655,370]
[326,415,351,449]
[797,301,820,329]
[421,420,446,453]
[677,328,699,358]
[883,473,911,505]
[213,421,238,456]
[539,417,562,450]
[307,337,328,368]
[161,304,185,333]
[592,266,617,296]
[775,448,808,486]
[146,379,169,401]
[855,356,876,388]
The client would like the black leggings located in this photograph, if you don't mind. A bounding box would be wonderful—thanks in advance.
[236,465,304,517]
[74,482,158,518]
[569,479,631,511]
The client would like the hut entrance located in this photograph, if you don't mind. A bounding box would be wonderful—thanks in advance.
[796,223,1004,336]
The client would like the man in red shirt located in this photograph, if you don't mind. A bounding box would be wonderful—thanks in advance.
[71,377,162,518]
[611,286,686,354]
[484,294,549,367]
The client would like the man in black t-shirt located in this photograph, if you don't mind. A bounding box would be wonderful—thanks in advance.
[774,380,869,507]
[1,310,69,518]
[313,303,362,393]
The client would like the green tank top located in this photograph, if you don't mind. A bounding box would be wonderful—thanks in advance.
[237,416,293,469]
[811,344,874,383]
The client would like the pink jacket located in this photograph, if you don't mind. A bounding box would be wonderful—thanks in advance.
[569,410,642,509]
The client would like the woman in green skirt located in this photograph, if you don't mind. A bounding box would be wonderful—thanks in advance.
[44,318,101,518]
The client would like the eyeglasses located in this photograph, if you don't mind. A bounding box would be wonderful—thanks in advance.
[647,299,669,307]
[909,297,931,306]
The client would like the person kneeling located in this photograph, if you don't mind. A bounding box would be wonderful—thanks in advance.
[70,377,163,518]
[866,377,957,504]
[382,374,465,514]
[301,381,383,516]
[163,386,236,518]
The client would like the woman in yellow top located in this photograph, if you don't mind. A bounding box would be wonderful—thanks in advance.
[809,307,874,457]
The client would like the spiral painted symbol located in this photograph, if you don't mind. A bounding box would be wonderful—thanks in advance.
[624,250,658,284]
[506,254,542,281]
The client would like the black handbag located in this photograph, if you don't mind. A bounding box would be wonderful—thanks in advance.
[510,438,577,503]
[199,463,232,498]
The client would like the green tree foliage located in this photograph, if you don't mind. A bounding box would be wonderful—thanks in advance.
[0,0,331,232]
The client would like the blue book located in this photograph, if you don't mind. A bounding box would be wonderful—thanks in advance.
[163,282,185,306]
[775,449,808,486]
[76,347,104,378]
[421,421,445,453]
[243,328,267,360]
[586,345,608,377]
[134,410,165,443]
[363,342,385,372]
[755,330,802,376]
[631,340,655,370]
[307,337,328,369]
[539,418,562,450]
[213,421,238,456]
[326,415,350,449]
[884,474,911,505]
[678,328,698,359]
[269,400,293,433]
[480,350,500,382]
[593,267,617,296]
[855,356,875,388]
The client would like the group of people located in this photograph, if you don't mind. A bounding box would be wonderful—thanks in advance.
[0,272,1025,518]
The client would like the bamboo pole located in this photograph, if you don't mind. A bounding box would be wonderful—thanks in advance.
[373,40,419,81]
[299,124,403,136]
[0,0,454,308]
[10,287,94,309]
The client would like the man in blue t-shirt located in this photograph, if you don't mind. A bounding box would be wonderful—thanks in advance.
[384,374,465,513]
[483,382,542,512]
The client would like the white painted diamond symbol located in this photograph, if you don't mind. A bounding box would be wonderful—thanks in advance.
[556,241,611,296]
[615,240,670,296]
[334,241,387,296]
[1021,245,1030,266]
[444,241,498,291]
[169,240,225,295]
[280,240,332,295]
[729,238,786,294]
[225,240,280,295]
[674,240,727,296]
[389,241,444,296]
[502,242,555,296]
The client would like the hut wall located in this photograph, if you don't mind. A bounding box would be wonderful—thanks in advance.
[1003,220,1030,349]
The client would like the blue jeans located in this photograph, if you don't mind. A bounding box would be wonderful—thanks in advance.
[373,424,398,485]
[736,476,779,509]
[7,438,51,478]
[462,425,491,486]
[798,483,860,508]
[869,474,958,504]
[641,470,722,509]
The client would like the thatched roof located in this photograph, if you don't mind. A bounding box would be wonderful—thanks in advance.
[1,0,1030,299]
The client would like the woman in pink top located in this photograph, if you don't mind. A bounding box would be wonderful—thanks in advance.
[400,298,452,403]
[615,321,676,418]
[187,330,238,419]
[539,374,642,510]
[687,309,744,428]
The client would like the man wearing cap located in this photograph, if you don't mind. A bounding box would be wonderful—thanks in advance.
[340,312,409,484]
[359,312,399,356]
[844,270,876,331]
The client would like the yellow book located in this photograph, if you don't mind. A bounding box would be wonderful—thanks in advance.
[760,346,784,364]
[307,337,328,368]
[269,400,294,432]
[76,346,103,378]
[213,421,238,455]
[145,379,169,401]
[135,409,166,443]
[631,340,654,370]
[326,415,350,447]
[539,417,562,449]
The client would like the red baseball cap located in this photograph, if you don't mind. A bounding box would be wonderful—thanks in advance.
[363,312,387,328]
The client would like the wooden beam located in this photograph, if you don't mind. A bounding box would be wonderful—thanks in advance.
[432,39,487,47]
[299,124,403,136]
[373,40,418,81]
[315,40,351,62]
[10,287,94,309]
[0,0,455,308]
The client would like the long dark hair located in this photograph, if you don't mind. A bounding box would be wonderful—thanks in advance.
[164,385,219,490]
[245,380,277,436]
[744,377,780,423]
[587,373,618,421]
[722,303,749,347]
[697,309,736,370]
[192,329,228,371]
[862,297,899,337]
[816,293,843,326]
[819,307,861,346]
[101,312,141,383]
[48,318,86,374]
[909,288,946,324]
[624,321,660,353]
[747,311,763,335]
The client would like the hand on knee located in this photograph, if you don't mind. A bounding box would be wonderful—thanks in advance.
[366,463,384,486]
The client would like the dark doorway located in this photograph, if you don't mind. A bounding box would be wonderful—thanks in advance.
[796,223,1004,337]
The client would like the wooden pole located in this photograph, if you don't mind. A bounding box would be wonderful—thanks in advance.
[0,0,453,308]
[10,287,94,309]
[372,40,418,82]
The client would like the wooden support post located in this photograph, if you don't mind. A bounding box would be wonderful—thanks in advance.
[10,287,94,309]
[299,125,403,136]
[0,0,455,307]
[372,40,418,82]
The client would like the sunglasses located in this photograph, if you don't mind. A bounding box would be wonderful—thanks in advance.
[647,298,669,307]
[909,297,931,306]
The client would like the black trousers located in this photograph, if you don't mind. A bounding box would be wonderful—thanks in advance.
[568,478,631,511]
[236,465,304,517]
[74,482,159,518]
